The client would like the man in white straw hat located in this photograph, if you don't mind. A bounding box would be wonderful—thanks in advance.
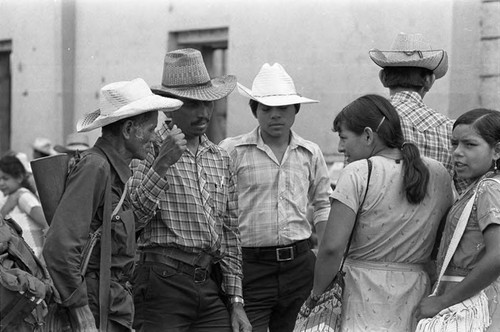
[219,63,332,332]
[43,78,183,332]
[370,32,468,194]
[129,48,251,331]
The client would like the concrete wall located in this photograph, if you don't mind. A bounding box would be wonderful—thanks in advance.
[0,0,487,162]
[0,0,64,156]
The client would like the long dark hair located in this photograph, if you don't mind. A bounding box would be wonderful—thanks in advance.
[454,108,500,171]
[0,155,36,194]
[333,94,430,204]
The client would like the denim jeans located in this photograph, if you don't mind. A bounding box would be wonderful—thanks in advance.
[243,249,315,332]
[132,261,231,332]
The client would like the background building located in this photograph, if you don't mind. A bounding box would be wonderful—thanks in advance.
[0,0,498,178]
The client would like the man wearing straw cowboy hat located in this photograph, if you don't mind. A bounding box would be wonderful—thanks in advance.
[43,78,183,331]
[129,48,251,331]
[219,63,332,332]
[369,32,468,194]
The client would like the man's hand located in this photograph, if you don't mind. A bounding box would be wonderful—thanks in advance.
[152,125,187,176]
[68,304,97,332]
[230,303,252,332]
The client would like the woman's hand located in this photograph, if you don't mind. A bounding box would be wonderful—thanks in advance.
[415,295,447,321]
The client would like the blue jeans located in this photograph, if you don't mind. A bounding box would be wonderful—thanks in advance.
[243,249,315,332]
[132,262,231,332]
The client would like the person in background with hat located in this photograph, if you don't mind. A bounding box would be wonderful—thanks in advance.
[369,32,468,194]
[219,63,332,332]
[54,132,90,156]
[32,137,57,159]
[129,48,251,331]
[43,78,183,331]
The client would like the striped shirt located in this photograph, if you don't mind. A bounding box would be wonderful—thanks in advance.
[128,123,242,296]
[219,127,332,247]
[391,91,469,193]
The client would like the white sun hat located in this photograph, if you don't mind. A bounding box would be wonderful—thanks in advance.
[237,63,319,106]
[369,32,448,79]
[77,78,183,132]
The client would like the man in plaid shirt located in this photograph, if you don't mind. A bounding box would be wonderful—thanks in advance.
[370,32,468,194]
[129,49,251,331]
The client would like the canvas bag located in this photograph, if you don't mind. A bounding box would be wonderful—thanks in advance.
[415,178,500,332]
[294,159,372,332]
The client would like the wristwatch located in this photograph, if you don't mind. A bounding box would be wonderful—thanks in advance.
[230,295,245,306]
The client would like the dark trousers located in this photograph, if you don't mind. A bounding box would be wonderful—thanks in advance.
[132,261,231,332]
[243,248,315,332]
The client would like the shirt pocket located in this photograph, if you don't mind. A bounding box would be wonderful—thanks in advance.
[211,179,228,217]
[111,209,136,258]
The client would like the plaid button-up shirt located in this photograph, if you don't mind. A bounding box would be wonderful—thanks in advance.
[219,127,332,247]
[128,123,242,296]
[391,91,469,193]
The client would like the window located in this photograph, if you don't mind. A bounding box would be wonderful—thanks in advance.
[0,40,12,155]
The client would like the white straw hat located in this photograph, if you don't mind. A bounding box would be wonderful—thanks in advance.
[77,78,183,132]
[369,32,448,79]
[238,63,318,106]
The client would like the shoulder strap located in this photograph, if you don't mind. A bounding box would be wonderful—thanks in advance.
[98,178,112,332]
[339,158,372,272]
[432,177,500,294]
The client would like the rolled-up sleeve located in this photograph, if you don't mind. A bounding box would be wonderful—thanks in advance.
[128,151,168,230]
[309,147,332,225]
[219,158,243,297]
[43,155,108,308]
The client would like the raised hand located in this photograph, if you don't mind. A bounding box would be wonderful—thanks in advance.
[152,125,187,176]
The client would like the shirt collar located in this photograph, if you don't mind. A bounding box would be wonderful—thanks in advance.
[391,90,424,105]
[93,137,131,185]
[234,126,316,154]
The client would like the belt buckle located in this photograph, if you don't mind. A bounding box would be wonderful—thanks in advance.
[276,246,294,262]
[194,267,208,283]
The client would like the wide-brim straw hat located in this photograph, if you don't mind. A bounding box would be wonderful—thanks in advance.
[369,32,448,79]
[54,133,90,153]
[151,48,236,101]
[238,63,318,106]
[77,78,183,132]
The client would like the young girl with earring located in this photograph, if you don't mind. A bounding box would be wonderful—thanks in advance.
[416,109,500,330]
[0,155,48,257]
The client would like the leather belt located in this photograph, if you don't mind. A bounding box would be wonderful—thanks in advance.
[139,247,214,283]
[242,239,311,262]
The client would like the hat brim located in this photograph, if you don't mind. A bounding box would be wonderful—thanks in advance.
[77,94,183,132]
[54,144,89,153]
[369,49,448,79]
[237,83,319,106]
[151,75,237,101]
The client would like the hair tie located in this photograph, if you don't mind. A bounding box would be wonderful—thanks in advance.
[401,142,409,149]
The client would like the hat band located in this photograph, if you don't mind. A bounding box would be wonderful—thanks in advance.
[162,80,212,89]
[253,93,302,98]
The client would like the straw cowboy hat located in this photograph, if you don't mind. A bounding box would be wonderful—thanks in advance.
[32,137,58,156]
[77,78,183,132]
[369,32,448,79]
[238,63,318,106]
[54,133,90,153]
[151,48,236,101]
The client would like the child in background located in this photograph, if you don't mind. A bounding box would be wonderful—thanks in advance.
[0,155,48,257]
